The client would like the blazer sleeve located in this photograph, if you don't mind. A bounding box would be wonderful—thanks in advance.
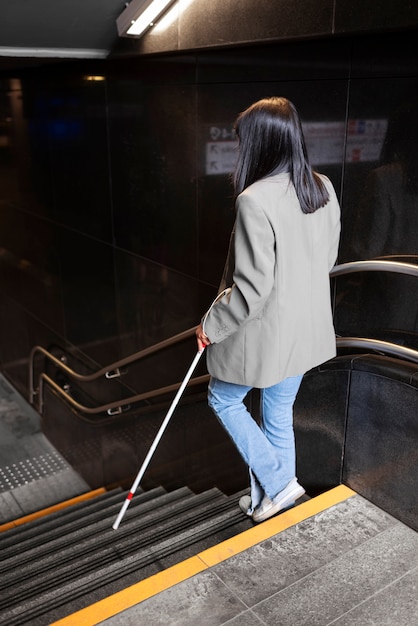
[203,193,275,343]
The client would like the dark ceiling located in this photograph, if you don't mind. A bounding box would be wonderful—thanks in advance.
[0,0,129,71]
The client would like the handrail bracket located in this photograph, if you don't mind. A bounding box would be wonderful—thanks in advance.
[105,367,127,379]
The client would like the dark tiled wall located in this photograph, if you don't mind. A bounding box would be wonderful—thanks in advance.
[295,354,418,531]
[0,31,417,402]
[114,0,418,56]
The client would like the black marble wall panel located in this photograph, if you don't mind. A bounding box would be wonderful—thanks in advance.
[337,34,418,262]
[108,75,198,276]
[335,0,418,34]
[294,367,349,495]
[338,75,418,263]
[178,0,335,50]
[0,203,26,304]
[343,368,418,532]
[113,248,200,358]
[5,75,113,239]
[0,80,47,214]
[58,228,119,366]
[334,272,418,350]
[47,80,113,242]
[196,39,350,84]
[0,295,31,396]
[0,203,64,334]
[42,386,105,488]
[349,32,418,80]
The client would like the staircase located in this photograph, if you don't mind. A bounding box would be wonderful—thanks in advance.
[0,485,253,625]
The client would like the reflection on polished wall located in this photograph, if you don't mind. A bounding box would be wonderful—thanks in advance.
[0,32,417,399]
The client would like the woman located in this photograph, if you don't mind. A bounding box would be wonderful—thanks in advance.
[196,97,341,523]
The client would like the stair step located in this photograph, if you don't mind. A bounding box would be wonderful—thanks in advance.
[0,490,240,607]
[0,486,255,625]
[0,486,125,545]
[0,487,166,548]
[0,488,225,591]
[0,486,197,571]
[0,493,253,626]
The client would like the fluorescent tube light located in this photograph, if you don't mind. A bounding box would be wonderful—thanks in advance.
[116,0,177,38]
[153,0,194,33]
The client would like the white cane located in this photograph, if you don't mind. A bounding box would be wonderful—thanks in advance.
[112,347,205,530]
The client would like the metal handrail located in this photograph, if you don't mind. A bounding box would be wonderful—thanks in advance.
[38,336,417,422]
[336,337,418,364]
[330,259,418,278]
[38,371,210,420]
[30,259,418,419]
[29,326,196,404]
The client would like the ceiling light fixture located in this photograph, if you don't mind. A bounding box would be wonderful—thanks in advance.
[116,0,177,38]
[153,0,194,33]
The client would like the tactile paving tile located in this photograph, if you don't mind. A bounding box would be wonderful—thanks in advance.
[0,451,68,493]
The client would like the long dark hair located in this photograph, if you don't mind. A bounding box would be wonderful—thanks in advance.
[233,97,329,214]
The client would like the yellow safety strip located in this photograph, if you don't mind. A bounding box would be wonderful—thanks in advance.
[0,488,106,533]
[52,484,356,626]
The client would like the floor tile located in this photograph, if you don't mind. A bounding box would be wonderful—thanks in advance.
[211,496,396,607]
[253,524,418,625]
[99,569,247,625]
[0,491,24,523]
[222,609,267,625]
[331,565,418,625]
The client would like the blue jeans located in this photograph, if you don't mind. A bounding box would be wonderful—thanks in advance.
[208,375,303,510]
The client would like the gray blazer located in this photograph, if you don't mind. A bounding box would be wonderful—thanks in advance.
[203,172,341,388]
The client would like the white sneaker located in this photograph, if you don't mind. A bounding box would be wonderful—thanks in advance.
[239,495,252,516]
[252,478,305,523]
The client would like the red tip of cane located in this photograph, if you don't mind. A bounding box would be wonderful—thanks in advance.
[127,492,134,501]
